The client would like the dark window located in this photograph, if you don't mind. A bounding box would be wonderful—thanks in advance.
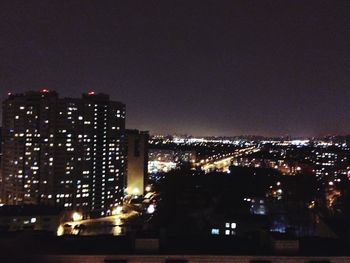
[165,260,188,263]
[104,260,127,263]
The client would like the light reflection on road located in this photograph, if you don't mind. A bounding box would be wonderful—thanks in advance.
[200,147,260,173]
[58,210,139,236]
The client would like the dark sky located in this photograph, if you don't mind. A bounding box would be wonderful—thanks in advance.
[1,1,350,137]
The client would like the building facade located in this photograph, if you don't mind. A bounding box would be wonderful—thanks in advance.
[126,129,149,196]
[0,205,63,233]
[1,90,126,214]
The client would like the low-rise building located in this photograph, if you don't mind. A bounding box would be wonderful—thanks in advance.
[0,205,63,233]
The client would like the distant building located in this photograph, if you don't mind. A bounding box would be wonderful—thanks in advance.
[126,130,149,196]
[1,90,126,215]
[148,149,196,173]
[311,147,349,180]
[0,205,63,233]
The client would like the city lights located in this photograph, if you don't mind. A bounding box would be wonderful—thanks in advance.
[112,206,123,215]
[1,1,350,259]
[147,204,155,214]
[72,212,83,222]
[57,225,64,236]
[132,187,140,196]
[2,91,126,214]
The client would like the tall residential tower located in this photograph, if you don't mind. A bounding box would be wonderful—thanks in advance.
[1,90,126,214]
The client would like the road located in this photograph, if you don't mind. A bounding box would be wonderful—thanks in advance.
[198,146,260,173]
[57,209,140,236]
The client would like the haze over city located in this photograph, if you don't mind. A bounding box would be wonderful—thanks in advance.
[1,1,350,137]
[3,1,350,263]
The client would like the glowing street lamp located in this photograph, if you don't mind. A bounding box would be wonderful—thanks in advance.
[57,225,64,236]
[132,187,140,196]
[145,185,152,192]
[147,204,155,214]
[112,206,123,215]
[72,212,83,222]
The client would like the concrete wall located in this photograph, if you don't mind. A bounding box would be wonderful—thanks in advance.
[43,255,350,263]
[126,130,148,196]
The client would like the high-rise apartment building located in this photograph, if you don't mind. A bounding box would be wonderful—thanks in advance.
[1,90,126,214]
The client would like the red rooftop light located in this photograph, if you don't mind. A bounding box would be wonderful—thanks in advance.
[41,88,49,93]
[88,91,95,96]
[7,92,12,96]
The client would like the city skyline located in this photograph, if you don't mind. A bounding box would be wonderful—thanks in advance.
[2,1,350,260]
[1,1,350,137]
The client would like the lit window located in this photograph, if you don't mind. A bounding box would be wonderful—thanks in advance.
[211,228,220,235]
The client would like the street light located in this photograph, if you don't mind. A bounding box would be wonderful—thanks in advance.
[72,212,82,222]
[132,187,140,196]
[57,225,64,236]
[112,206,123,215]
[147,204,155,214]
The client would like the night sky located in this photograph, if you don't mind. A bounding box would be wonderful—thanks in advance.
[1,1,350,137]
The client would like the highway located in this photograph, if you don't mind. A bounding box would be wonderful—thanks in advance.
[197,146,260,173]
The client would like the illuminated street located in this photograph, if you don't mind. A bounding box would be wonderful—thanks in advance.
[199,147,260,173]
[57,210,140,236]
